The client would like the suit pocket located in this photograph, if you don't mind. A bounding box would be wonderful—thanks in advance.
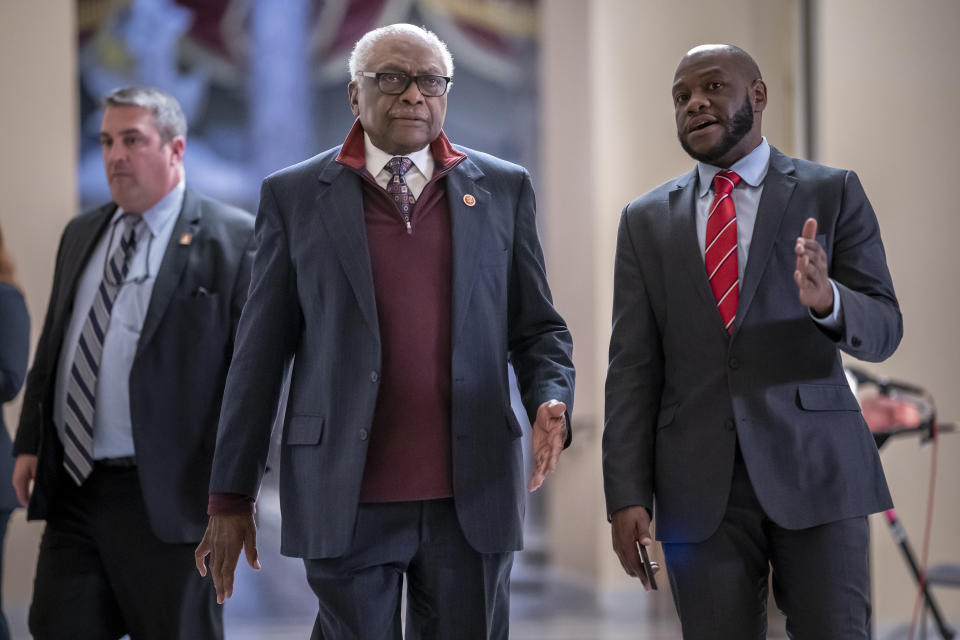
[174,292,223,326]
[286,414,324,445]
[481,247,509,269]
[796,384,860,411]
[656,403,678,430]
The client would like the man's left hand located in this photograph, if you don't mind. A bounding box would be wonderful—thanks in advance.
[794,218,833,316]
[528,399,567,492]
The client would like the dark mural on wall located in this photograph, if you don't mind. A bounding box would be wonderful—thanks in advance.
[77,0,540,212]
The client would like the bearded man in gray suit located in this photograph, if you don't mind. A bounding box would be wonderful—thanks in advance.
[603,45,900,639]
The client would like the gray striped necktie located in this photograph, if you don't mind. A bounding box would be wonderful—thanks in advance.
[62,213,140,484]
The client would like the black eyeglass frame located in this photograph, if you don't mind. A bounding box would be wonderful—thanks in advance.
[357,71,452,97]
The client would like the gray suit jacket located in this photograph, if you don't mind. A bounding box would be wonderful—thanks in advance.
[603,148,900,543]
[209,144,575,558]
[14,187,254,543]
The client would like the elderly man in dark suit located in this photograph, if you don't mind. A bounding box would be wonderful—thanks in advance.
[13,87,254,639]
[195,22,575,639]
[603,45,900,639]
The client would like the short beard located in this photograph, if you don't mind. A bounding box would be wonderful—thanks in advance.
[678,95,754,165]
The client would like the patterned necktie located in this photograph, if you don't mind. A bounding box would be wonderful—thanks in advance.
[62,214,141,484]
[705,170,742,333]
[386,156,415,234]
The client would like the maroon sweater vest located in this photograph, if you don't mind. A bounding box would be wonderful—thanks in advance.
[340,123,466,502]
[208,123,467,514]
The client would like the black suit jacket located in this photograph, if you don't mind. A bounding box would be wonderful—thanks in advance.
[603,148,900,543]
[14,187,254,543]
[209,144,575,558]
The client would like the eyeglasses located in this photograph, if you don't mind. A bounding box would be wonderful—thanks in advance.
[358,71,451,97]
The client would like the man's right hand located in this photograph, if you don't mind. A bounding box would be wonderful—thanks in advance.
[611,505,660,591]
[12,454,37,508]
[194,513,260,604]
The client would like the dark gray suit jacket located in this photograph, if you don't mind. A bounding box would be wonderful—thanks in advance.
[14,187,254,543]
[209,144,575,559]
[603,148,900,543]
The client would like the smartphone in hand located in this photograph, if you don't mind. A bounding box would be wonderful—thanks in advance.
[639,544,658,590]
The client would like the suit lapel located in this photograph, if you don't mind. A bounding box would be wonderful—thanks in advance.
[53,206,115,352]
[61,206,115,312]
[137,188,201,355]
[446,157,490,342]
[669,171,728,334]
[315,159,380,338]
[732,148,797,334]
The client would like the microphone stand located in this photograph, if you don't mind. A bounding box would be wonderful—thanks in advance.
[854,367,956,640]
[883,506,955,640]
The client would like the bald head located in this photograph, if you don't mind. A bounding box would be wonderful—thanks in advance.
[677,44,761,85]
[671,44,767,167]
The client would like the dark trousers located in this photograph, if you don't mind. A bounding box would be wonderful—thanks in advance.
[662,446,872,640]
[304,498,512,640]
[0,508,12,640]
[29,464,221,640]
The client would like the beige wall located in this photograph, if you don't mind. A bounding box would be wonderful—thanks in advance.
[817,0,960,624]
[0,0,77,620]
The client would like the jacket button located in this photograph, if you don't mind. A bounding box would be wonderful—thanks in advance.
[851,336,862,347]
[725,418,736,432]
[728,357,740,370]
[359,429,368,441]
[370,371,379,383]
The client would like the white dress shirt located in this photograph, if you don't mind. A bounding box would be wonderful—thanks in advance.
[694,138,842,328]
[363,133,434,199]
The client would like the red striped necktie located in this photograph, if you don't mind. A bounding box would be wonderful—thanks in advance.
[705,170,741,333]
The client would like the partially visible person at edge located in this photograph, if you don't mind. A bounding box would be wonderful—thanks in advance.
[603,44,901,639]
[0,223,29,640]
[13,87,254,639]
[194,23,575,640]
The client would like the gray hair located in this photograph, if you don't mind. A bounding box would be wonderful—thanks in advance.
[102,86,188,143]
[348,24,454,79]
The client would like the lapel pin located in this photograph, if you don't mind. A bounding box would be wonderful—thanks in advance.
[179,232,193,246]
[463,194,476,207]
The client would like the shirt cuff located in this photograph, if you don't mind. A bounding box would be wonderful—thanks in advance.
[810,279,843,330]
[208,492,256,516]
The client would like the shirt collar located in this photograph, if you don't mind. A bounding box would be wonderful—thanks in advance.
[363,132,434,181]
[697,137,770,197]
[114,178,185,237]
[335,119,466,174]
